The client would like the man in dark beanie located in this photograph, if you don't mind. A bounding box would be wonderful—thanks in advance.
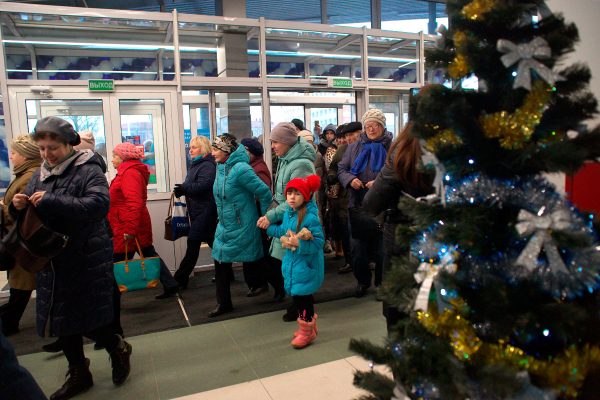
[290,118,305,131]
[342,121,362,145]
[241,137,270,188]
[257,122,316,314]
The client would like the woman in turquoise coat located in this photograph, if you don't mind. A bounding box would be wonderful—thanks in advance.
[210,134,272,317]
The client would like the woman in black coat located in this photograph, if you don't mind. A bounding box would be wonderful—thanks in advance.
[362,122,434,331]
[11,117,132,400]
[173,135,218,289]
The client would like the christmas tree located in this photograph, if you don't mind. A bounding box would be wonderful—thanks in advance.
[350,0,600,398]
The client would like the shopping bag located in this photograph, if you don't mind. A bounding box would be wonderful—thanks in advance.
[113,238,161,293]
[164,193,190,241]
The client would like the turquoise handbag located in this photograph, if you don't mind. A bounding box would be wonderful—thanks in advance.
[113,238,161,293]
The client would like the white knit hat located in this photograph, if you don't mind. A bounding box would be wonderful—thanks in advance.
[361,108,386,128]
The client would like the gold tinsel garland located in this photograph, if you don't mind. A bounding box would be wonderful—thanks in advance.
[480,81,552,149]
[448,31,470,80]
[417,309,600,398]
[461,0,498,20]
[425,129,463,152]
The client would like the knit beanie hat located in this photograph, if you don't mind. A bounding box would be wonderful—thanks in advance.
[34,116,81,146]
[285,174,321,201]
[241,137,264,156]
[297,129,314,143]
[290,118,305,131]
[270,122,298,146]
[11,135,41,161]
[335,124,347,139]
[212,133,238,154]
[342,121,362,134]
[361,108,386,128]
[74,131,95,151]
[113,142,144,161]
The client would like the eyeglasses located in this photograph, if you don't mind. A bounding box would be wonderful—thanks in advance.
[364,124,380,131]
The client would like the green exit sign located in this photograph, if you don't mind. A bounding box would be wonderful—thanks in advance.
[328,77,353,89]
[327,76,353,89]
[88,79,114,92]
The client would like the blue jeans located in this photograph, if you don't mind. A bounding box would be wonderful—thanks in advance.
[0,321,47,400]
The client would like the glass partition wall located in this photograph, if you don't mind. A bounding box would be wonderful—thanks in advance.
[0,2,437,193]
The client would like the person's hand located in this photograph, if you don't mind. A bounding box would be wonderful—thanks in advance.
[29,191,46,207]
[124,233,135,240]
[12,193,29,210]
[350,178,364,190]
[173,184,184,198]
[287,231,299,248]
[0,199,4,207]
[365,180,375,189]
[257,215,270,229]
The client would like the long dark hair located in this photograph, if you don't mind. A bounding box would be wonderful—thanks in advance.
[387,122,431,191]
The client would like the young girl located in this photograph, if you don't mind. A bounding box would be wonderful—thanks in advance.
[266,174,324,349]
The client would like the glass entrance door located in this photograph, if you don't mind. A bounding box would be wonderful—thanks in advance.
[25,98,108,160]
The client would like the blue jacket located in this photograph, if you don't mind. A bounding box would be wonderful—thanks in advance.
[181,154,217,242]
[266,200,324,296]
[212,145,272,263]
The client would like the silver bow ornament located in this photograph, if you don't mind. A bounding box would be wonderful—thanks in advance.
[515,207,572,273]
[413,252,457,311]
[497,37,563,90]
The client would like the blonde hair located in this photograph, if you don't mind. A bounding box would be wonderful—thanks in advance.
[190,135,212,155]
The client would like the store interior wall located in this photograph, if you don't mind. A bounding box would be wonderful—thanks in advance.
[545,0,600,193]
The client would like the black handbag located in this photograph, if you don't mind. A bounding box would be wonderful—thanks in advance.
[348,207,382,240]
[0,206,69,273]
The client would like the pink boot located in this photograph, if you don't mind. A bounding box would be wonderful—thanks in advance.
[291,318,317,349]
[293,313,318,337]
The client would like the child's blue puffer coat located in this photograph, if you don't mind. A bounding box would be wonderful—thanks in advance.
[267,200,324,296]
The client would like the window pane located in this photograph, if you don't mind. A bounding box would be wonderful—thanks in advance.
[381,0,448,34]
[328,0,371,27]
[270,105,304,130]
[119,99,168,192]
[215,93,262,139]
[310,108,338,130]
[247,0,321,23]
[25,99,107,160]
[370,93,400,136]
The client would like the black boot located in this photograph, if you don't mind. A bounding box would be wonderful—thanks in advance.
[42,339,63,353]
[208,304,233,318]
[155,286,180,300]
[50,359,93,400]
[110,335,132,385]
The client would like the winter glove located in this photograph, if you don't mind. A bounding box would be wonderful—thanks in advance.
[173,184,184,198]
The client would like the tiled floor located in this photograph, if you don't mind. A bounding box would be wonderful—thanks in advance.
[17,296,388,399]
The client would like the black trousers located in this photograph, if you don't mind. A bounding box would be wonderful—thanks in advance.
[351,233,384,287]
[292,295,315,321]
[173,238,212,288]
[214,260,261,307]
[60,325,119,367]
[264,255,285,295]
[0,288,32,333]
[242,260,266,290]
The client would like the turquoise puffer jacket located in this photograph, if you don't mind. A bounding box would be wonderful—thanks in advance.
[266,138,316,260]
[266,200,324,296]
[212,145,272,263]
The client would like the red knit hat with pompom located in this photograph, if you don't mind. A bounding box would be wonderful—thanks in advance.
[285,174,321,201]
